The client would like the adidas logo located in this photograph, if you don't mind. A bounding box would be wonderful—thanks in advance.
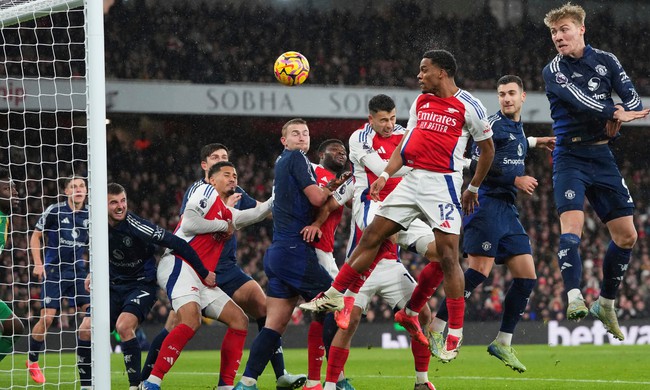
[571,72,583,78]
[319,302,340,309]
[509,133,516,141]
[164,356,174,365]
[560,261,572,271]
[62,217,70,224]
[440,220,451,229]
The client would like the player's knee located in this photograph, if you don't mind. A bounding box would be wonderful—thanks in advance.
[417,237,437,261]
[230,311,249,331]
[469,262,492,276]
[358,226,385,248]
[164,311,178,331]
[438,254,459,273]
[613,230,637,249]
[246,294,267,319]
[182,316,202,332]
[115,322,136,340]
[78,318,91,341]
[79,328,91,341]
[42,315,55,328]
[347,313,361,331]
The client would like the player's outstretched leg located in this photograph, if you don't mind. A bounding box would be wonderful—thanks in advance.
[27,319,48,384]
[300,289,344,312]
[589,241,633,341]
[566,295,588,321]
[425,330,445,359]
[305,317,325,389]
[437,297,464,363]
[589,300,624,340]
[395,308,429,347]
[487,340,526,373]
[487,277,535,373]
[558,233,587,321]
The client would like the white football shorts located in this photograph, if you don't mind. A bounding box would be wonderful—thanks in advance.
[352,188,435,254]
[315,248,339,279]
[157,252,230,319]
[376,169,463,235]
[354,259,416,314]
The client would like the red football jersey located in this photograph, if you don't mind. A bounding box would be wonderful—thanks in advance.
[311,164,344,253]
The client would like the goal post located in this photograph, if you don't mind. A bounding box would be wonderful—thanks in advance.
[0,0,110,388]
[86,0,111,389]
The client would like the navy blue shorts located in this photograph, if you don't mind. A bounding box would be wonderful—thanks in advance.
[217,265,254,297]
[462,195,531,264]
[552,144,634,222]
[40,266,90,310]
[264,241,333,300]
[109,281,158,331]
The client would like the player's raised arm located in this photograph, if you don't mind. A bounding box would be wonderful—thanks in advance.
[229,197,273,230]
[180,187,229,235]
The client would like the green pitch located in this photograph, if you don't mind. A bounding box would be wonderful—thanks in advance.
[1,344,649,389]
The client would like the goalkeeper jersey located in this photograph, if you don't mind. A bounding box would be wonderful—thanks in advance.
[0,211,7,250]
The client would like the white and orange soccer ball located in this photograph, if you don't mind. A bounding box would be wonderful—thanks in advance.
[273,51,310,86]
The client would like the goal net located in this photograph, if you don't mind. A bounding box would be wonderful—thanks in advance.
[1,0,109,388]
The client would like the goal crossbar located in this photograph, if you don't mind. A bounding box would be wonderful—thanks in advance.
[0,0,83,26]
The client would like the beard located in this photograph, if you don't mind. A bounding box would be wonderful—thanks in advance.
[324,157,346,175]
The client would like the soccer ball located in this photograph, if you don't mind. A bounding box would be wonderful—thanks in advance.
[273,51,310,86]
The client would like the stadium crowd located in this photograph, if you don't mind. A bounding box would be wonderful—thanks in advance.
[3,118,648,330]
[101,1,650,94]
[1,1,648,95]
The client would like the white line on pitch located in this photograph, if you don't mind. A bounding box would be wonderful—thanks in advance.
[118,372,650,386]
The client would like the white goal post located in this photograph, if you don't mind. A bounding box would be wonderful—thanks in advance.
[1,0,110,388]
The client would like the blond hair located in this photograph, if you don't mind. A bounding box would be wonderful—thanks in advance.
[544,2,586,28]
[281,118,307,138]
